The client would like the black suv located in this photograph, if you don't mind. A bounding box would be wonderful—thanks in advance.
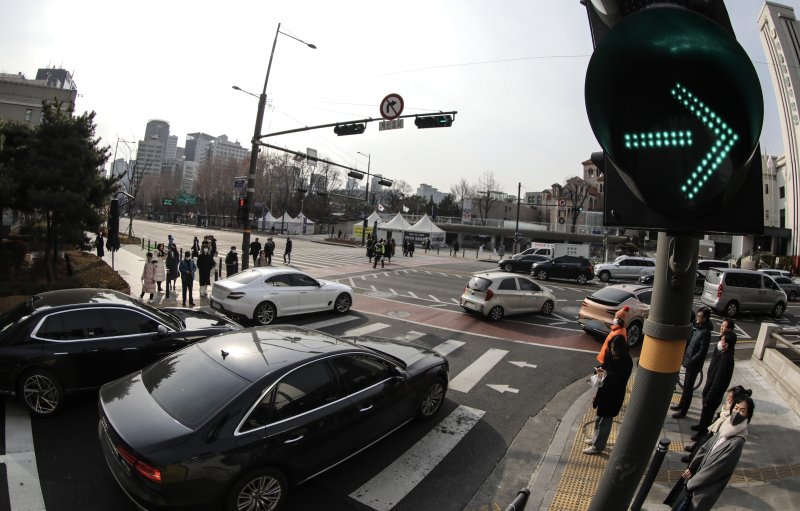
[531,256,595,284]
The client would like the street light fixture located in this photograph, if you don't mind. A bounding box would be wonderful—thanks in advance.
[240,23,316,270]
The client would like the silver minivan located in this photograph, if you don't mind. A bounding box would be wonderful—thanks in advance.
[701,268,787,318]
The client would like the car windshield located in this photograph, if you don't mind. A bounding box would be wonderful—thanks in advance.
[225,270,270,285]
[467,276,492,292]
[142,346,250,429]
[135,302,183,330]
[588,287,636,306]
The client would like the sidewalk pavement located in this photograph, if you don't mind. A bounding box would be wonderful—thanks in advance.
[102,245,800,510]
[468,356,800,511]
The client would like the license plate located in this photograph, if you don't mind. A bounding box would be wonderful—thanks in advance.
[463,301,476,310]
[211,301,222,311]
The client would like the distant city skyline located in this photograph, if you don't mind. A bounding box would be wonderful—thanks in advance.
[2,1,797,196]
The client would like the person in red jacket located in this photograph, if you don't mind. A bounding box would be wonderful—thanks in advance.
[596,306,630,366]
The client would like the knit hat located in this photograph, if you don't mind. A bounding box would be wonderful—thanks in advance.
[615,305,630,322]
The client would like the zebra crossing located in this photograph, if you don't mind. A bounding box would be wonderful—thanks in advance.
[299,315,519,511]
[283,247,444,274]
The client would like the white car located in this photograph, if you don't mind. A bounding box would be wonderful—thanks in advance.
[595,256,656,282]
[460,271,556,321]
[210,268,353,325]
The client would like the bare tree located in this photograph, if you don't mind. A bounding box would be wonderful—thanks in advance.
[383,179,412,212]
[449,177,473,218]
[473,171,503,225]
[563,176,592,233]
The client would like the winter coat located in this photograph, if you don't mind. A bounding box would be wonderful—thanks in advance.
[702,342,736,405]
[96,235,105,257]
[284,239,292,254]
[256,254,268,267]
[597,324,627,366]
[141,261,157,294]
[250,241,262,257]
[154,252,167,282]
[179,258,197,280]
[166,250,180,280]
[592,351,633,417]
[265,241,275,256]
[686,432,746,511]
[197,253,215,285]
[683,319,713,371]
[225,251,239,275]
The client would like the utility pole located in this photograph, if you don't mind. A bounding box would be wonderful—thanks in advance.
[514,182,521,254]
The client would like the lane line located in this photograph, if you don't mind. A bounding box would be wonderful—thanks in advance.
[1,401,46,511]
[451,298,460,304]
[407,291,419,299]
[349,405,485,511]
[449,348,509,393]
[343,323,391,337]
[429,295,440,302]
[390,289,398,295]
[302,315,361,330]
[370,285,378,292]
[432,339,465,356]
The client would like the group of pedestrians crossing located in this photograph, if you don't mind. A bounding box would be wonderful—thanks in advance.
[580,305,755,511]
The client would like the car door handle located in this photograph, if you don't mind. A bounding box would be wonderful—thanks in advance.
[359,404,374,412]
[283,435,304,444]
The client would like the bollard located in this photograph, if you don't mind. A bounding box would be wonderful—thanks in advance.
[141,238,144,250]
[630,438,671,511]
[504,488,530,511]
[437,247,440,255]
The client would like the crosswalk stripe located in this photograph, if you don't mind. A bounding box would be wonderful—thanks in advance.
[371,285,378,292]
[393,331,426,342]
[451,298,460,304]
[301,315,361,330]
[429,295,440,302]
[343,323,391,337]
[350,405,485,511]
[432,339,465,356]
[449,348,508,393]
[408,291,419,299]
[2,401,46,511]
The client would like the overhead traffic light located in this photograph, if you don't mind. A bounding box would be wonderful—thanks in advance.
[584,1,764,234]
[236,197,247,224]
[414,115,453,129]
[334,123,366,136]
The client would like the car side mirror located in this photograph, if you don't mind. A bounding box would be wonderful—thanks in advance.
[393,366,408,381]
[156,324,169,338]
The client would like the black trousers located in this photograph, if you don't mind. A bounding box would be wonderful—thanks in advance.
[181,276,194,304]
[698,391,724,433]
[676,367,700,413]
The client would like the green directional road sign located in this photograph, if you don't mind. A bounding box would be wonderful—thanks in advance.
[585,6,764,232]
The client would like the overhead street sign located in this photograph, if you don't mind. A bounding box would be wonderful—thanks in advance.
[233,176,247,192]
[379,119,405,131]
[558,199,567,207]
[380,93,404,120]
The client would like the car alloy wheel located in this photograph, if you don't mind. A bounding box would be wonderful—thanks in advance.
[254,302,276,325]
[773,302,785,318]
[694,284,703,296]
[488,305,504,321]
[725,301,738,318]
[536,270,549,280]
[626,321,643,347]
[504,263,514,272]
[21,369,63,416]
[577,274,589,285]
[417,378,446,420]
[541,300,554,315]
[599,271,611,282]
[229,468,287,511]
[334,293,352,313]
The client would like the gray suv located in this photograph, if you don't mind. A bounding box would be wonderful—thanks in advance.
[701,268,787,318]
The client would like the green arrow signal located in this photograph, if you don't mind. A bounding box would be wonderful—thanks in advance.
[623,83,740,200]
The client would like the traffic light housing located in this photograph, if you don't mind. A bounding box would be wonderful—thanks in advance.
[334,123,366,136]
[414,115,453,129]
[237,197,247,224]
[584,2,764,234]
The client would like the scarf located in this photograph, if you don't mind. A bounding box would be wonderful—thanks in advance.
[711,415,748,452]
[708,401,733,433]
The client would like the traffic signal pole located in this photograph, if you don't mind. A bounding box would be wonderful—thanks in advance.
[589,232,698,510]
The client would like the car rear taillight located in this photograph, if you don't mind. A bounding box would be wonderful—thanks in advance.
[716,283,723,299]
[116,445,162,483]
[485,289,494,300]
[588,264,594,273]
[227,292,246,300]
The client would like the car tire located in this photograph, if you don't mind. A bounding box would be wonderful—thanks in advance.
[577,274,589,285]
[226,468,287,511]
[541,300,554,315]
[504,263,514,272]
[789,291,796,302]
[773,302,785,319]
[416,377,447,420]
[254,302,277,325]
[19,368,64,416]
[333,293,352,314]
[488,306,504,321]
[535,270,549,280]
[694,283,704,296]
[599,271,611,283]
[626,320,643,348]
[724,301,738,318]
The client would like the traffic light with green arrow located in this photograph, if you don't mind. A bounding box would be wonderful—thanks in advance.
[584,1,764,234]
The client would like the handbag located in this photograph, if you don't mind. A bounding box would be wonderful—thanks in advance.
[664,477,690,510]
[589,372,605,388]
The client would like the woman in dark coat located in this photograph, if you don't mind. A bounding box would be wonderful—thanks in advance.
[197,245,215,298]
[584,335,633,454]
[165,245,180,299]
[693,319,737,439]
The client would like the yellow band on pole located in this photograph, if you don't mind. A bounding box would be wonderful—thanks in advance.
[639,335,684,373]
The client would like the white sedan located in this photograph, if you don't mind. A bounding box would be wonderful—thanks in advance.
[210,268,353,325]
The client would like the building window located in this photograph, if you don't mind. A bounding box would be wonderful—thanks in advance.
[25,109,32,121]
[780,186,785,199]
[780,209,786,228]
[765,184,769,194]
[766,210,770,220]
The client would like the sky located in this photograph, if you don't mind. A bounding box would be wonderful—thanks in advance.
[2,0,798,197]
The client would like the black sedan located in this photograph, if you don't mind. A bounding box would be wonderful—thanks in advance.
[99,325,449,511]
[498,254,550,273]
[0,288,240,416]
[639,269,706,295]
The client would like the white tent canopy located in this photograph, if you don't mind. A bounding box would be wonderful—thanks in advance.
[272,213,301,234]
[366,210,383,226]
[257,211,279,231]
[407,214,445,234]
[380,213,412,231]
[406,214,447,247]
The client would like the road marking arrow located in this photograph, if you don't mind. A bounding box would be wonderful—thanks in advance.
[487,384,519,394]
[509,361,538,369]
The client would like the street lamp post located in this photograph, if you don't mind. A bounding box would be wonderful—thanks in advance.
[514,182,522,254]
[357,152,371,246]
[240,23,316,270]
